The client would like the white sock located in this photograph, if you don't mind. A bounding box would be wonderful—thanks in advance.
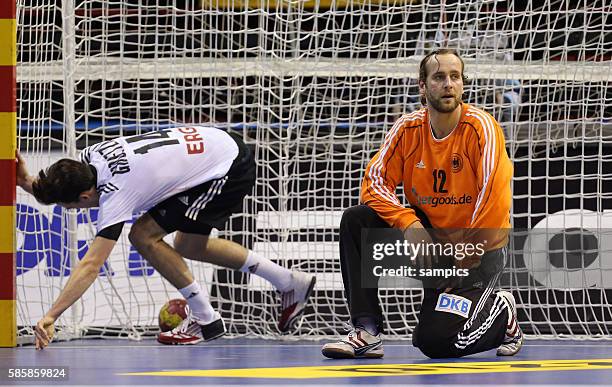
[178,281,215,323]
[239,250,293,292]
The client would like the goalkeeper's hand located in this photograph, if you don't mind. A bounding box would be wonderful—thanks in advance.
[35,315,55,350]
[404,221,436,269]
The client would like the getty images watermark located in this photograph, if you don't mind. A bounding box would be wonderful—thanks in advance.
[361,228,510,289]
[371,239,486,278]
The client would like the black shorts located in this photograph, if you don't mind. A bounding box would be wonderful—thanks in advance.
[148,133,255,235]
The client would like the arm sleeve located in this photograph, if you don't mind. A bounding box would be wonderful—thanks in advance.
[360,118,419,230]
[469,117,513,230]
[96,222,125,241]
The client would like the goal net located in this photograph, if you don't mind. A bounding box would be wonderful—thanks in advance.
[15,0,612,344]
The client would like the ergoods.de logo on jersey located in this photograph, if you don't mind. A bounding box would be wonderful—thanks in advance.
[411,187,472,208]
[451,153,463,173]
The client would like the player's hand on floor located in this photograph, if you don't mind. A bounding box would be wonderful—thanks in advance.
[35,316,56,350]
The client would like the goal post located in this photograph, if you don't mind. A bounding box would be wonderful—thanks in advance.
[14,0,612,344]
[0,0,16,348]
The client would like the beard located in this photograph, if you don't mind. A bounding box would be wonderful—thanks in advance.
[427,92,461,113]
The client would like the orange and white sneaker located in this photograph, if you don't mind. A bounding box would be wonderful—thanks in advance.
[157,311,226,345]
[277,271,317,332]
[496,290,524,356]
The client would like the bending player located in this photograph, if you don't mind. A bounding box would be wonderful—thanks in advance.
[322,49,522,359]
[17,127,316,349]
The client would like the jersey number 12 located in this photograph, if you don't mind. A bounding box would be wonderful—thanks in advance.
[432,169,448,193]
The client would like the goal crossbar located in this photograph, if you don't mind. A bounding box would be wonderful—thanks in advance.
[18,57,612,82]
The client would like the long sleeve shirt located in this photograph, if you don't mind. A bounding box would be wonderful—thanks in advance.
[361,103,513,250]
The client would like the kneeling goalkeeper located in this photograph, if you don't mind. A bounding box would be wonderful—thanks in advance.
[322,49,523,359]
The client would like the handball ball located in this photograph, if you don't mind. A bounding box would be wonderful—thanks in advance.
[158,298,188,332]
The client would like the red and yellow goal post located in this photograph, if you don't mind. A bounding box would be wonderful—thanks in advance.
[0,0,16,348]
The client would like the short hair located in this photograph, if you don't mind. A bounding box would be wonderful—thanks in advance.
[418,49,467,105]
[32,159,96,204]
[419,48,466,83]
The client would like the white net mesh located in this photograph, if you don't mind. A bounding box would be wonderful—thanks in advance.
[16,0,612,344]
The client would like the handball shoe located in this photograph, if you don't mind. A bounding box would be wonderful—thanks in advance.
[157,311,226,345]
[277,271,317,332]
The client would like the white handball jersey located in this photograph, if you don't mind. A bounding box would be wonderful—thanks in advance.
[79,126,239,233]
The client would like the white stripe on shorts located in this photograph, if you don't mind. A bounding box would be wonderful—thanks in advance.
[185,177,228,221]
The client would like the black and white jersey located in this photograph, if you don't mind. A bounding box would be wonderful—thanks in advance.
[79,126,239,234]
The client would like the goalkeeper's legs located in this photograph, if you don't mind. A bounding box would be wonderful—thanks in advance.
[413,248,523,358]
[339,205,389,332]
[414,286,507,358]
[322,205,389,359]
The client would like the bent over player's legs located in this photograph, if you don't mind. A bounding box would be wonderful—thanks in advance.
[174,232,247,269]
[129,214,198,292]
[173,231,316,333]
[129,214,225,345]
[174,231,288,286]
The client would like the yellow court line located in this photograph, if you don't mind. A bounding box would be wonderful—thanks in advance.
[121,358,612,379]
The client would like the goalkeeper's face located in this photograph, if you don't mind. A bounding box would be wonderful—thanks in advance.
[420,54,464,114]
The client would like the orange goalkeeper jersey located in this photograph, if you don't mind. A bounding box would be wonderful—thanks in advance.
[361,103,512,248]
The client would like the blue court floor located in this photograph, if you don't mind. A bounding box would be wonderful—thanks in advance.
[2,339,612,386]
